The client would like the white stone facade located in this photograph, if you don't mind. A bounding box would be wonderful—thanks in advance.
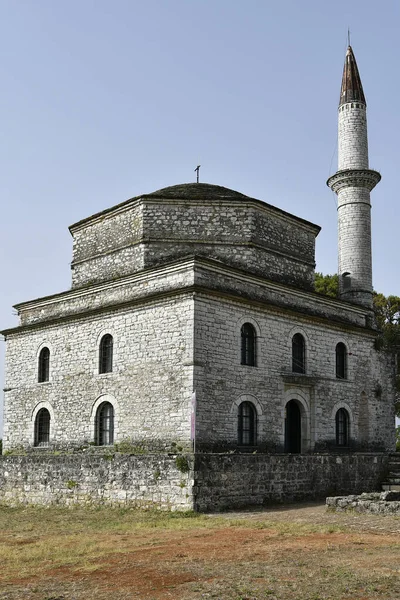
[1,247,396,453]
[193,290,395,451]
[3,294,194,450]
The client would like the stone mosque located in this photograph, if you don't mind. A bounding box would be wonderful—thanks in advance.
[0,46,396,509]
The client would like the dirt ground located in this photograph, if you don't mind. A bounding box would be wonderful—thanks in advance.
[1,502,400,600]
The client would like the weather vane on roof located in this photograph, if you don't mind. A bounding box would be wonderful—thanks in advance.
[195,165,201,183]
[348,27,351,46]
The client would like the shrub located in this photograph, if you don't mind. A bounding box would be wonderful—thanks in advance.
[175,455,190,473]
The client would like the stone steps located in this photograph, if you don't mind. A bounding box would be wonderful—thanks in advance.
[381,453,400,492]
[382,484,400,491]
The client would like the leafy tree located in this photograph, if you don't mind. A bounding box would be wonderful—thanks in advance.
[315,272,338,298]
[373,293,400,348]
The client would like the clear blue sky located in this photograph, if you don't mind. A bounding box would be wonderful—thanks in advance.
[1,0,399,432]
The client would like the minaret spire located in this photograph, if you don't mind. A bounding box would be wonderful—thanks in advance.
[327,45,381,308]
[340,46,366,106]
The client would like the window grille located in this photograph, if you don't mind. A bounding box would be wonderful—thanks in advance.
[292,334,305,374]
[34,408,50,447]
[336,408,349,446]
[38,347,50,383]
[96,402,114,446]
[335,343,347,379]
[238,401,256,445]
[241,323,256,366]
[99,334,113,374]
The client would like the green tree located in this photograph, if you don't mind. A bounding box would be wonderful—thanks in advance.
[315,272,339,298]
[373,292,400,348]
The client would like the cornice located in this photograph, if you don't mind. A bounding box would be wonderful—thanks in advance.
[1,256,375,338]
[12,257,197,311]
[195,258,372,320]
[69,195,321,236]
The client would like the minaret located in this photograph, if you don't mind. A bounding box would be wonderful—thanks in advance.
[327,46,380,308]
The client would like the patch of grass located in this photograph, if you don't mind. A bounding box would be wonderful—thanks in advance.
[1,504,400,599]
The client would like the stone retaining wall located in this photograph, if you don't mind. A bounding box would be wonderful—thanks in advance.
[193,453,389,512]
[0,452,389,512]
[0,454,193,510]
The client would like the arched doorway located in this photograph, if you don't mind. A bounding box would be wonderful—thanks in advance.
[285,400,301,453]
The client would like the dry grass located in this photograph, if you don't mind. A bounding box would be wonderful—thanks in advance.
[0,503,400,599]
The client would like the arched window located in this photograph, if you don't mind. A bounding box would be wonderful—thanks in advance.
[99,334,113,374]
[237,401,256,445]
[335,343,347,379]
[336,408,349,446]
[241,323,256,366]
[34,408,50,447]
[292,334,305,374]
[95,402,114,445]
[38,347,50,383]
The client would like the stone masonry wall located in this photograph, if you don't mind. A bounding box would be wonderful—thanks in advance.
[3,294,194,451]
[338,104,369,170]
[71,244,145,290]
[0,454,193,510]
[0,452,388,512]
[70,203,144,289]
[338,188,372,297]
[68,198,318,291]
[142,200,317,290]
[193,294,395,452]
[194,453,389,511]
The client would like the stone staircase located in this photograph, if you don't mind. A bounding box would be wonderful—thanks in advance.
[382,453,400,491]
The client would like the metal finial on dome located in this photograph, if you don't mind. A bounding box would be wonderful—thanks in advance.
[195,165,201,183]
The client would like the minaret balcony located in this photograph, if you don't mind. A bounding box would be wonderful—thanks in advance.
[327,168,381,193]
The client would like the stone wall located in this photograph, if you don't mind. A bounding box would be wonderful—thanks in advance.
[142,200,318,290]
[70,202,144,289]
[326,491,400,515]
[193,453,389,511]
[0,454,193,510]
[3,294,194,451]
[193,294,395,452]
[68,196,319,291]
[3,261,395,454]
[0,452,388,512]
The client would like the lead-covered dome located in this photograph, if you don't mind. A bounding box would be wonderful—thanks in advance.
[145,182,251,201]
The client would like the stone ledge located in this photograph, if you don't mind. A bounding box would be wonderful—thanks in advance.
[326,491,400,515]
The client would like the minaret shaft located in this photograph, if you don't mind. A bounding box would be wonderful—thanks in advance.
[327,46,380,309]
[338,103,369,170]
